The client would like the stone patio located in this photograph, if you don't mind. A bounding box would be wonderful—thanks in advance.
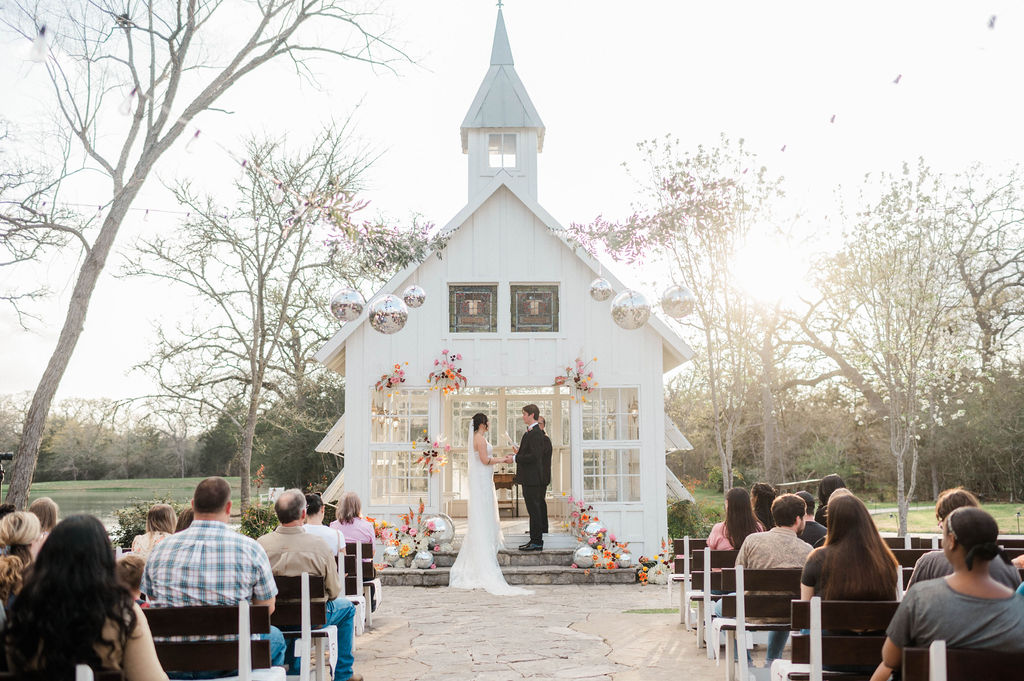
[354,583,724,681]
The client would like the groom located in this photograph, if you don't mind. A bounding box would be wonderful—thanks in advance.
[514,404,547,551]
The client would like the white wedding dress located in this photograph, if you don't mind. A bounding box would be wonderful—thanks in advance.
[449,433,531,596]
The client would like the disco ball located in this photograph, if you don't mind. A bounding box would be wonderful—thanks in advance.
[573,545,596,569]
[423,513,455,549]
[411,550,433,569]
[402,284,427,309]
[661,284,696,319]
[589,277,614,302]
[383,544,401,567]
[617,552,633,569]
[583,521,608,540]
[368,294,409,334]
[329,288,364,322]
[610,290,651,330]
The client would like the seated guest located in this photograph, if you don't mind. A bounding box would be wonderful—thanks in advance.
[131,503,177,558]
[173,506,193,533]
[330,492,376,548]
[795,491,826,547]
[814,474,847,527]
[869,507,1024,681]
[6,515,168,680]
[735,493,813,666]
[28,497,59,539]
[0,511,43,575]
[708,487,764,550]
[143,477,285,671]
[801,493,898,600]
[908,487,1020,590]
[117,554,147,607]
[304,492,344,556]
[259,489,359,681]
[0,555,24,630]
[750,482,778,530]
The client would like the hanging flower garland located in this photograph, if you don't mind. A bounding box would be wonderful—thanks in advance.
[412,430,450,474]
[428,349,467,395]
[374,362,408,394]
[554,357,598,402]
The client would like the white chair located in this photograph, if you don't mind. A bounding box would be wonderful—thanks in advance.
[74,666,95,681]
[338,550,367,635]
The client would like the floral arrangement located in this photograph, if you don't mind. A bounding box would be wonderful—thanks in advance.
[412,429,450,474]
[565,495,630,571]
[365,515,394,545]
[555,357,598,402]
[637,539,673,585]
[386,501,437,567]
[374,362,408,394]
[428,349,467,395]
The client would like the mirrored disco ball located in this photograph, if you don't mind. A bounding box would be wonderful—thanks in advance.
[589,277,614,302]
[610,290,651,330]
[617,552,633,569]
[402,284,427,309]
[423,513,455,548]
[583,521,608,540]
[661,284,696,319]
[383,544,401,567]
[573,545,596,569]
[329,288,364,322]
[368,294,409,334]
[411,550,433,569]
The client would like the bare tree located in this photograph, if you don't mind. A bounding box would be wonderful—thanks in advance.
[130,129,429,507]
[0,0,406,506]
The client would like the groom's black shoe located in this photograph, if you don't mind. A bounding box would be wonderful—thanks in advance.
[518,542,532,550]
[521,543,543,551]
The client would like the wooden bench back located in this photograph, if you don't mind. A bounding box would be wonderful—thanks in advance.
[903,645,1024,681]
[718,568,803,620]
[690,549,739,572]
[672,537,708,557]
[0,671,124,680]
[145,604,272,672]
[271,574,327,628]
[789,599,897,666]
[884,536,942,550]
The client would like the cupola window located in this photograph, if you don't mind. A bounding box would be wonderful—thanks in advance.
[487,133,517,168]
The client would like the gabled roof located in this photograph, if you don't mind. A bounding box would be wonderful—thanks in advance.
[313,175,695,374]
[460,9,545,152]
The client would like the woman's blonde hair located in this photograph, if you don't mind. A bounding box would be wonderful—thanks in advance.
[0,512,41,566]
[0,555,24,601]
[28,497,59,533]
[338,492,362,523]
[146,504,177,535]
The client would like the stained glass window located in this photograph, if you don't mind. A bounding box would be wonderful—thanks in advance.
[510,284,559,333]
[449,285,497,333]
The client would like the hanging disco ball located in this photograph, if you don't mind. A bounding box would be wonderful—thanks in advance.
[610,290,651,330]
[589,277,614,302]
[402,284,427,309]
[329,288,364,322]
[661,284,696,319]
[368,294,409,334]
[573,545,596,569]
[423,513,456,550]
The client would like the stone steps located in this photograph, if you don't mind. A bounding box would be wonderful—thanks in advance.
[380,564,638,586]
[431,548,575,568]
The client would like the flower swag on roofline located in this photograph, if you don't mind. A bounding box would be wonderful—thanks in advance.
[412,429,450,474]
[554,357,598,402]
[375,362,408,394]
[428,349,467,395]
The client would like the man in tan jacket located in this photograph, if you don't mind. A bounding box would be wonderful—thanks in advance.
[259,488,360,681]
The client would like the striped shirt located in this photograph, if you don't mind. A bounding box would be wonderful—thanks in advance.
[142,520,277,607]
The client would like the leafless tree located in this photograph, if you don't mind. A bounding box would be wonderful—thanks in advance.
[0,0,407,506]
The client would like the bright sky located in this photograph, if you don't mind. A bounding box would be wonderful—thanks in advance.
[2,0,1023,401]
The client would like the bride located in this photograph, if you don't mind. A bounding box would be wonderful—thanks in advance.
[449,413,532,596]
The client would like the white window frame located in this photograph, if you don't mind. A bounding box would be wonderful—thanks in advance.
[487,132,517,169]
[580,386,642,503]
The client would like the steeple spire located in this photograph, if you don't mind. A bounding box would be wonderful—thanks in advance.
[490,9,514,66]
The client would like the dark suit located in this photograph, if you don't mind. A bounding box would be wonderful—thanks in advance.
[539,428,553,534]
[515,424,547,545]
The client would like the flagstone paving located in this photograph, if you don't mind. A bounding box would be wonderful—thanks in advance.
[355,584,723,681]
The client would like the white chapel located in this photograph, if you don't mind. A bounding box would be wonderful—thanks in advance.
[314,9,694,556]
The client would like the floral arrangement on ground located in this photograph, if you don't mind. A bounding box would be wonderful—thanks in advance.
[381,501,443,568]
[636,540,673,585]
[565,495,632,571]
[428,349,467,395]
[375,362,408,393]
[555,357,598,402]
[412,429,450,473]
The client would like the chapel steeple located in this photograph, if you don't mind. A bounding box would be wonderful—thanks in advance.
[461,8,545,200]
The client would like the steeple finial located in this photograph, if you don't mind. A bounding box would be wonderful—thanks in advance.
[490,7,514,65]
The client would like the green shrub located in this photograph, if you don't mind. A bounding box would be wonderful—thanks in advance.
[112,497,190,548]
[239,503,278,539]
[702,466,745,493]
[667,499,722,539]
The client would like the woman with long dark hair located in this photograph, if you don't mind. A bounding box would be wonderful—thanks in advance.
[800,493,898,601]
[869,507,1024,681]
[5,515,168,680]
[707,487,764,550]
[750,482,778,530]
[814,474,847,526]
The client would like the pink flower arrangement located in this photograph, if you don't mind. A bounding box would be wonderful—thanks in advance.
[375,362,408,393]
[412,429,451,474]
[555,357,598,402]
[428,349,467,395]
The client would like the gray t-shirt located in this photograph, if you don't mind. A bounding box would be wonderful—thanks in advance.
[887,578,1024,652]
[907,550,1021,590]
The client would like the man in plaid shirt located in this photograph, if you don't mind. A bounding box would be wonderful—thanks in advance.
[143,477,285,671]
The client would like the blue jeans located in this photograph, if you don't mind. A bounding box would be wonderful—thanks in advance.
[283,597,356,679]
[167,626,286,679]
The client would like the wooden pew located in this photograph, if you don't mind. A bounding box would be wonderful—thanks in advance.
[903,640,1024,681]
[671,536,708,627]
[272,573,331,681]
[784,598,899,681]
[694,548,739,652]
